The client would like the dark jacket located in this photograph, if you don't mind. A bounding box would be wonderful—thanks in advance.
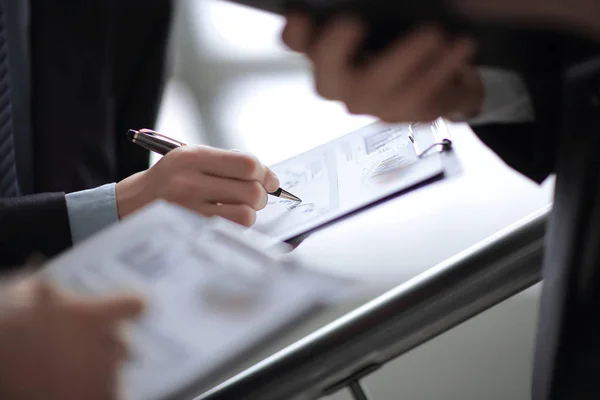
[473,35,600,399]
[0,0,173,267]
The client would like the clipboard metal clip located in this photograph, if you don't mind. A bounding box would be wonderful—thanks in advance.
[407,118,453,158]
[409,136,453,158]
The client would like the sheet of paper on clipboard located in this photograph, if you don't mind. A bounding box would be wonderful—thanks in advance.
[254,118,454,242]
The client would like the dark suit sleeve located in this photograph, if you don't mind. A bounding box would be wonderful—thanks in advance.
[471,36,600,183]
[0,193,72,269]
[112,0,174,181]
[473,69,562,184]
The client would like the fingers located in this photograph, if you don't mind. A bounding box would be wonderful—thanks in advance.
[286,9,485,124]
[303,18,479,122]
[227,150,280,194]
[264,168,280,193]
[118,145,280,223]
[164,147,280,192]
[432,51,484,121]
[282,12,314,52]
[310,16,365,100]
[105,331,130,362]
[418,38,476,97]
[86,338,127,400]
[226,149,280,193]
[70,295,145,323]
[379,37,476,122]
[170,174,269,211]
[347,26,445,114]
[165,167,259,225]
[196,203,257,227]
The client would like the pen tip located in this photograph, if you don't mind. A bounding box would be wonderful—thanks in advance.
[278,189,302,202]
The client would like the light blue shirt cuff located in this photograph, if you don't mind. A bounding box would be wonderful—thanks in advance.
[65,183,119,244]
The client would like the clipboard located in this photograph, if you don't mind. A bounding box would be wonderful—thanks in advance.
[254,118,459,243]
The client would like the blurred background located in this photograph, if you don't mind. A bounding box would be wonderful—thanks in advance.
[154,0,376,167]
[156,1,554,399]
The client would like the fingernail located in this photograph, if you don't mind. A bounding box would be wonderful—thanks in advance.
[265,169,280,192]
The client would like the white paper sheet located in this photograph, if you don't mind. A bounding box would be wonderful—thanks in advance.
[40,202,351,400]
[255,120,449,241]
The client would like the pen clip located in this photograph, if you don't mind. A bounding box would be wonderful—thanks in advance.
[137,128,188,148]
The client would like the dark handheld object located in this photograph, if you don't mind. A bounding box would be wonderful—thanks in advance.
[225,0,577,72]
[127,128,184,155]
[127,129,302,202]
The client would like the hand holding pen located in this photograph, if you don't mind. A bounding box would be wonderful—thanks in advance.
[114,129,301,227]
[127,129,301,202]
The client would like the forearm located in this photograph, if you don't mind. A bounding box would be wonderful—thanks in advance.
[0,184,120,267]
[0,193,71,267]
[469,66,561,183]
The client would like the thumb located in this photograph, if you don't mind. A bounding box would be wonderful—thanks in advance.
[72,294,146,322]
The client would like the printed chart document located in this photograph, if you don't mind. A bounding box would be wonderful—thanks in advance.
[40,202,353,400]
[255,119,452,241]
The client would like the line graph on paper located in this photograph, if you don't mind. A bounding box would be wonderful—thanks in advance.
[253,152,338,239]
